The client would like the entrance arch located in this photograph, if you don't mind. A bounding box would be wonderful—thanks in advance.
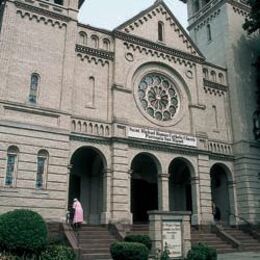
[130,153,160,223]
[210,164,231,224]
[169,158,193,212]
[68,147,106,224]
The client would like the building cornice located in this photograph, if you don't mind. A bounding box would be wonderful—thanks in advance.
[77,23,113,36]
[114,30,205,64]
[69,133,234,161]
[187,0,250,31]
[75,44,114,61]
[203,79,228,92]
[14,0,71,23]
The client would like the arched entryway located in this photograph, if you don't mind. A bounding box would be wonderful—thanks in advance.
[169,158,193,212]
[130,153,159,223]
[210,164,231,224]
[68,147,106,224]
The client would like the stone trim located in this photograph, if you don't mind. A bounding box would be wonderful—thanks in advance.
[115,0,203,57]
[114,30,205,64]
[14,1,70,23]
[188,0,250,30]
[77,23,113,36]
[203,79,228,95]
[75,44,114,61]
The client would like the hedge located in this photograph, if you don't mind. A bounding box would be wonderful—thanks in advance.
[0,209,48,254]
[110,242,149,260]
[124,234,152,250]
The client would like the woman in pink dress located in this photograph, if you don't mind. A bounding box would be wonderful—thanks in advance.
[72,198,84,229]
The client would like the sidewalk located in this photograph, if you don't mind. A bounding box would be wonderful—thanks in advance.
[218,252,260,259]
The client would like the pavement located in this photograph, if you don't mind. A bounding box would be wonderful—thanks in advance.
[218,252,260,260]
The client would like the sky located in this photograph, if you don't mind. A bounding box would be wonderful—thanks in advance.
[78,0,188,31]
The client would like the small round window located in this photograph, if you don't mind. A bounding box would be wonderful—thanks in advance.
[138,73,179,122]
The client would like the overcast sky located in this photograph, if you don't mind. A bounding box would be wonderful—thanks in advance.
[78,0,188,31]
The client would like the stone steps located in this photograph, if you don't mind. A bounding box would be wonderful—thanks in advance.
[223,228,260,252]
[191,228,237,254]
[78,225,116,260]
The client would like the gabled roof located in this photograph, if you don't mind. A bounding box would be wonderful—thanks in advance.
[115,0,204,57]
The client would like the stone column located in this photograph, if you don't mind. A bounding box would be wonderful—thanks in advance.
[101,168,112,224]
[158,173,170,211]
[191,176,201,226]
[198,155,213,225]
[228,180,238,226]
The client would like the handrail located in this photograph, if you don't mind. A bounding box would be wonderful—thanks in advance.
[227,211,260,241]
[63,223,80,260]
[227,211,253,228]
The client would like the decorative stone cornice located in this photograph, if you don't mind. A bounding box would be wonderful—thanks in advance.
[14,1,70,23]
[188,0,250,30]
[114,30,205,64]
[203,79,228,96]
[75,44,114,61]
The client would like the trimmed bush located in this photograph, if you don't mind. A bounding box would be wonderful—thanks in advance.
[0,209,48,254]
[124,234,152,250]
[110,242,149,260]
[40,245,75,260]
[186,243,217,260]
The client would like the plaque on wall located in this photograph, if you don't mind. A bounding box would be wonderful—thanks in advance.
[162,220,182,258]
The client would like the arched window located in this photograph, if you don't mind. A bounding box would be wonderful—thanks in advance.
[158,21,164,42]
[219,73,224,84]
[5,146,19,186]
[211,71,216,81]
[91,35,99,49]
[36,150,49,189]
[207,24,212,41]
[193,0,200,13]
[103,39,110,51]
[79,32,87,45]
[203,68,209,79]
[54,0,63,5]
[29,73,39,104]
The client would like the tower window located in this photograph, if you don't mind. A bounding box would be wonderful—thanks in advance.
[5,146,19,186]
[207,24,212,41]
[29,73,40,104]
[54,0,63,5]
[158,21,164,42]
[193,0,200,13]
[36,150,49,189]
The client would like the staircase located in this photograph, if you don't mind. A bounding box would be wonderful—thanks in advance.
[127,223,149,236]
[77,225,116,260]
[223,227,260,252]
[191,227,237,254]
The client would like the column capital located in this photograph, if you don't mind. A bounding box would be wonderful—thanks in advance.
[227,180,236,186]
[128,169,133,175]
[191,176,200,183]
[103,168,112,177]
[158,173,170,179]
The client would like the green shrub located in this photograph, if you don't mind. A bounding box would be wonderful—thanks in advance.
[186,243,217,260]
[124,234,152,250]
[40,245,75,260]
[0,209,48,254]
[110,242,149,260]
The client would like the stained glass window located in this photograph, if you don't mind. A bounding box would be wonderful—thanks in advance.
[36,150,48,189]
[5,146,19,186]
[29,74,39,103]
[138,73,179,122]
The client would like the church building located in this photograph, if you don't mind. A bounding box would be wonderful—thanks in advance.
[0,0,259,229]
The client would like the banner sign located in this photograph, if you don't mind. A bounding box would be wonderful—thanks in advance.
[128,127,197,147]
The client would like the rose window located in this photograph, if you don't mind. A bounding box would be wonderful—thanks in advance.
[138,73,179,122]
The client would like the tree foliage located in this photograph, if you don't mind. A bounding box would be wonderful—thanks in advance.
[243,0,260,34]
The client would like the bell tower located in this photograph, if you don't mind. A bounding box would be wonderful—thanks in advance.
[185,0,260,224]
